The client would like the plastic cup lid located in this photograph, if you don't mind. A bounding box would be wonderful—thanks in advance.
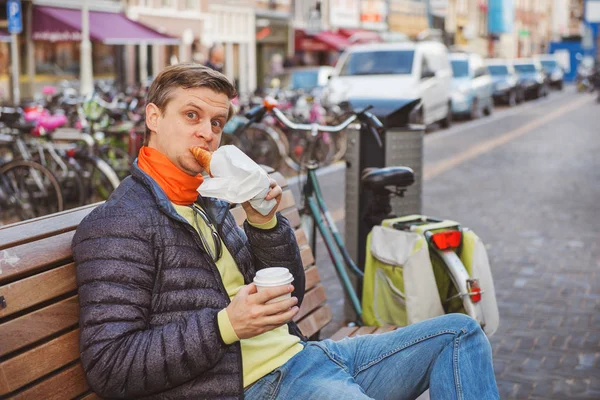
[254,267,294,286]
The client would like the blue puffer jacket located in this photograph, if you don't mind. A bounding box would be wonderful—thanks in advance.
[72,162,305,399]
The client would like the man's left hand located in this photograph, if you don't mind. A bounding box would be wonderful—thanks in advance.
[242,177,282,225]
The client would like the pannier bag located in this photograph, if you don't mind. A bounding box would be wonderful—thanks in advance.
[362,215,499,336]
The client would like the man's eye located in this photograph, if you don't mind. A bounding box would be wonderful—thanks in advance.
[212,120,223,128]
[186,111,198,119]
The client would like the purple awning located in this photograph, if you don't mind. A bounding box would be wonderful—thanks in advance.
[0,29,11,42]
[32,6,179,44]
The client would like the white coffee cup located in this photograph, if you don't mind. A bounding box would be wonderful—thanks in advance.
[253,267,294,304]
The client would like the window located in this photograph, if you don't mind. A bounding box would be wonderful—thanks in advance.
[487,65,509,76]
[162,0,174,7]
[451,60,469,77]
[339,50,415,76]
[514,64,536,74]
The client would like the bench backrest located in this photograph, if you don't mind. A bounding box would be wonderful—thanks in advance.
[0,171,331,399]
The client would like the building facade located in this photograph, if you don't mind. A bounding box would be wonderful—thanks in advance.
[126,0,257,95]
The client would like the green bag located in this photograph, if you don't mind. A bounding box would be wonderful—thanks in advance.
[362,215,499,336]
[362,224,444,327]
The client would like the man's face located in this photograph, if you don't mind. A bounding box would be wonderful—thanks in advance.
[146,87,229,176]
[212,46,225,64]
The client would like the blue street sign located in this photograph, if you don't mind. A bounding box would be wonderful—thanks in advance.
[7,0,22,34]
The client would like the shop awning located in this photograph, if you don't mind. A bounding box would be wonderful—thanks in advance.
[295,30,350,52]
[338,29,382,44]
[32,6,180,44]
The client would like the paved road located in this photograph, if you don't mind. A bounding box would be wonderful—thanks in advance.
[287,87,600,399]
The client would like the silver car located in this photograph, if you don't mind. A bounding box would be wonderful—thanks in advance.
[450,52,494,119]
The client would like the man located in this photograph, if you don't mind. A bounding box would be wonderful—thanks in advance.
[73,64,499,399]
[205,43,225,73]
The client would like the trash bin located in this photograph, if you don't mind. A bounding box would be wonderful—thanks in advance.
[344,98,425,273]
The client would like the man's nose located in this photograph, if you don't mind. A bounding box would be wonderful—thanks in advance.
[194,120,214,141]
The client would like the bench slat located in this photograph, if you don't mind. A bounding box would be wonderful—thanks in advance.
[0,263,77,319]
[293,285,327,322]
[330,326,360,341]
[0,204,97,250]
[0,329,80,395]
[295,229,307,248]
[8,362,88,400]
[351,326,379,337]
[303,266,321,291]
[0,231,74,286]
[281,208,300,229]
[296,305,332,338]
[0,296,79,358]
[300,247,315,268]
[372,326,398,335]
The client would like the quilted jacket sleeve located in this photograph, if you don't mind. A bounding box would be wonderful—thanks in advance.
[243,212,305,305]
[72,208,230,399]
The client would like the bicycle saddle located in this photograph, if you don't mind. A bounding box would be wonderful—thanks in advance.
[361,166,415,191]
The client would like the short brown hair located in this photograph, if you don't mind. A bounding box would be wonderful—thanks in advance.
[144,63,237,145]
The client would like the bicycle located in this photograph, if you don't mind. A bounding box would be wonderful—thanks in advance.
[243,98,498,335]
[0,158,64,225]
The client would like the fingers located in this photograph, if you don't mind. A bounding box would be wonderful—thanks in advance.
[237,283,257,297]
[262,306,300,326]
[265,183,282,201]
[253,284,294,304]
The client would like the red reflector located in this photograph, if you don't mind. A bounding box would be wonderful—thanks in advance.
[468,279,482,303]
[66,148,77,158]
[431,230,461,250]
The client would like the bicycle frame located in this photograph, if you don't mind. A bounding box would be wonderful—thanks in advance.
[302,164,365,321]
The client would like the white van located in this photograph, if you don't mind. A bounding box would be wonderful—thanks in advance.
[325,41,453,128]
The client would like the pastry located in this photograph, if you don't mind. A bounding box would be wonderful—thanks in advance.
[190,146,212,176]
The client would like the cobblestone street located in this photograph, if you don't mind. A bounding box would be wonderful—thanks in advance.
[290,88,600,399]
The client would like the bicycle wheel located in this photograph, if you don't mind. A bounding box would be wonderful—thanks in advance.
[98,144,131,180]
[286,130,335,171]
[0,160,64,224]
[31,149,86,209]
[75,154,120,203]
[240,123,286,170]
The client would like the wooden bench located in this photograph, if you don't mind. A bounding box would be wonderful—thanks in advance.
[0,171,395,399]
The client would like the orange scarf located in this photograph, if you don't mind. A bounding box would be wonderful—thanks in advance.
[138,146,204,205]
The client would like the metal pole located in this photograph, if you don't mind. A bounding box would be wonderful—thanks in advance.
[80,0,94,96]
[26,0,34,99]
[139,42,148,86]
[425,0,434,29]
[10,33,20,105]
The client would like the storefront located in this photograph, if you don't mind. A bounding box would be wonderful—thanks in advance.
[255,12,292,90]
[294,28,381,66]
[202,3,256,96]
[31,5,179,87]
[0,2,179,102]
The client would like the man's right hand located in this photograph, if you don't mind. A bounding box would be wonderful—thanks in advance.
[226,283,299,340]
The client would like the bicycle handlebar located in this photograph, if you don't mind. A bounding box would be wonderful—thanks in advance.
[244,100,385,147]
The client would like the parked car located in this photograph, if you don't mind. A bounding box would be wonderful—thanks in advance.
[485,59,524,106]
[325,40,453,128]
[272,66,335,93]
[449,52,494,119]
[513,59,549,100]
[534,54,564,90]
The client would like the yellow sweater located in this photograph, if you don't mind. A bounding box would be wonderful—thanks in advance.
[173,204,303,387]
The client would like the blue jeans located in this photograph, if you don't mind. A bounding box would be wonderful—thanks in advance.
[244,314,499,400]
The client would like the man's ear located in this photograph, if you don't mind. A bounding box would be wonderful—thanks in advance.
[146,103,160,134]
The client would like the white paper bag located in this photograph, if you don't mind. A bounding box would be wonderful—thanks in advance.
[197,145,277,216]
